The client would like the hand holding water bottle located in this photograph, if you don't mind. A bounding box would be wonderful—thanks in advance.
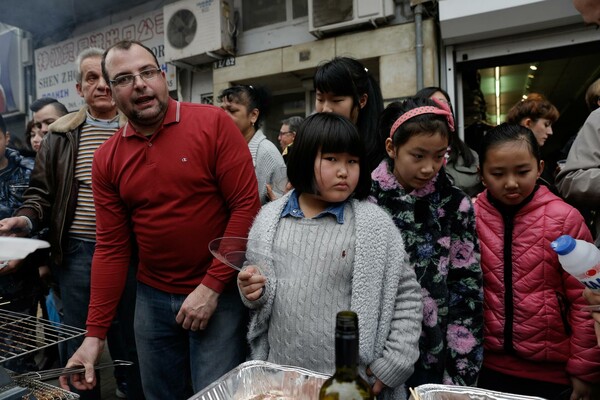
[550,235,600,292]
[551,235,600,346]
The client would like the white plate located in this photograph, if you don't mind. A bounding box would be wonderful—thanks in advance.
[0,237,50,261]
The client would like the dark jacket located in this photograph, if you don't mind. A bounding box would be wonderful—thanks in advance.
[0,148,33,219]
[0,148,36,301]
[15,106,126,266]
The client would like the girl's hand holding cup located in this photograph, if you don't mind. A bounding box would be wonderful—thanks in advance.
[238,265,266,301]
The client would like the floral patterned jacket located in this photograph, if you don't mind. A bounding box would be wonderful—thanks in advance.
[370,159,483,386]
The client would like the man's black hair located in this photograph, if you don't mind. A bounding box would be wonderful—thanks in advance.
[30,97,68,115]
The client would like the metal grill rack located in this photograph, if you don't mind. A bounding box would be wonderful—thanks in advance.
[0,308,86,399]
[1,373,79,400]
[0,309,86,363]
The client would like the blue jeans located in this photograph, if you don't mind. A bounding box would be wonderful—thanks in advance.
[134,282,248,399]
[57,239,101,400]
[106,256,144,400]
[58,238,143,400]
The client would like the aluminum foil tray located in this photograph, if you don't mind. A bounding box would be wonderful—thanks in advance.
[411,384,546,400]
[189,360,329,400]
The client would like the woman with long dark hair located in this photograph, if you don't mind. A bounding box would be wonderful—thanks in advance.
[314,57,384,172]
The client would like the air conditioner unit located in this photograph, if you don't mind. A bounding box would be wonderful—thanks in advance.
[309,0,395,38]
[163,0,234,65]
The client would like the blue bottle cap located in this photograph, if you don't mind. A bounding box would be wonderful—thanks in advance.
[550,235,576,255]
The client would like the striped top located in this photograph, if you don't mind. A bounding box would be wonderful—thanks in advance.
[68,114,119,241]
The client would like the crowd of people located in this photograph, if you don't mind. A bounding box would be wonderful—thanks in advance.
[0,8,599,398]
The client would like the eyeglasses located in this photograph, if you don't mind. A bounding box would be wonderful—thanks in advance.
[278,131,295,137]
[109,68,162,87]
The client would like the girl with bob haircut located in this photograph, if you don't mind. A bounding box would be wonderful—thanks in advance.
[314,57,384,172]
[286,112,372,199]
[238,112,423,399]
[370,96,483,390]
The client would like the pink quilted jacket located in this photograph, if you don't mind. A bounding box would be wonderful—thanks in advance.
[475,185,600,384]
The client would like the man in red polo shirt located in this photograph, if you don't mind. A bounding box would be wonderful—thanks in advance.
[58,40,261,399]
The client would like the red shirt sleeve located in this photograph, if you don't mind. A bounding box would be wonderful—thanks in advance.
[86,142,133,339]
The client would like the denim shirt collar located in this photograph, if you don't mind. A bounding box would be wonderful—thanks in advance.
[281,189,346,224]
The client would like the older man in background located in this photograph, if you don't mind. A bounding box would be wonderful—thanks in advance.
[278,116,303,156]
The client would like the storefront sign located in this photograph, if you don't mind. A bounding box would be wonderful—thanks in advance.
[34,9,176,111]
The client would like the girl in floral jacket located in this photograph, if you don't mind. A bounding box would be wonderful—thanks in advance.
[370,97,483,389]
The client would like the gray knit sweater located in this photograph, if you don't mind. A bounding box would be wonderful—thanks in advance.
[242,192,423,399]
[247,130,287,205]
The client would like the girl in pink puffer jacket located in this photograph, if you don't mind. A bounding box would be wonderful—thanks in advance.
[474,123,600,400]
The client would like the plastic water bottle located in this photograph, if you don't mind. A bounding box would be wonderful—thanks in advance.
[550,235,600,292]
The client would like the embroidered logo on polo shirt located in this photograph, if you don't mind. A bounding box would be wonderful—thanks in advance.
[182,157,188,162]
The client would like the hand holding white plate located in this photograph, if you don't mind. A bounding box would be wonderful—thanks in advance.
[0,237,50,267]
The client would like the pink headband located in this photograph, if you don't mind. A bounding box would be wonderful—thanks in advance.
[389,100,455,138]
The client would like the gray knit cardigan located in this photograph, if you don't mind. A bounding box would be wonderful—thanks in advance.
[243,192,423,399]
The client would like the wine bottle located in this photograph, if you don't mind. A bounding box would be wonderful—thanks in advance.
[319,311,374,400]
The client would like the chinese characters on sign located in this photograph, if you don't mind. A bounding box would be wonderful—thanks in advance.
[34,9,176,111]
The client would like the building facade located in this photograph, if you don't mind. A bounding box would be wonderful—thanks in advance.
[1,0,597,151]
